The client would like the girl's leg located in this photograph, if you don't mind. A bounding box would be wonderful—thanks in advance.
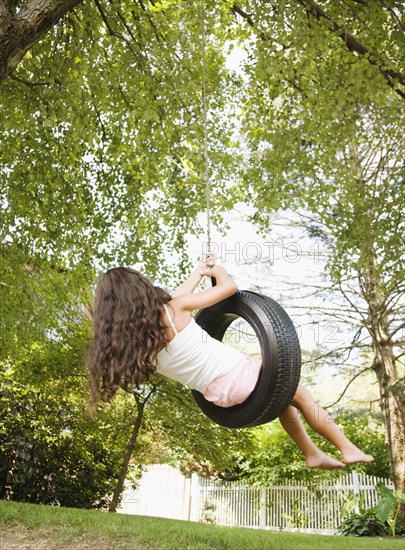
[279,406,345,469]
[290,385,374,464]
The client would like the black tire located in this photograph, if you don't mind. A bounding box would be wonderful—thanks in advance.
[192,291,301,429]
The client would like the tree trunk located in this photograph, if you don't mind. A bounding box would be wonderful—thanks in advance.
[0,0,84,83]
[363,264,405,525]
[373,342,405,525]
[108,399,145,513]
[108,385,158,513]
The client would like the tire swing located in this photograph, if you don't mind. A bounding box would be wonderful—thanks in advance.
[191,3,301,429]
[192,291,301,429]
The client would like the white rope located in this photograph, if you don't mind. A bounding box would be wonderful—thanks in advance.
[200,0,212,256]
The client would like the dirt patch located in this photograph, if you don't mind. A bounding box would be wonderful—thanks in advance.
[0,523,148,550]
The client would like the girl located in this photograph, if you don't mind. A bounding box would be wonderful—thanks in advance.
[88,256,373,470]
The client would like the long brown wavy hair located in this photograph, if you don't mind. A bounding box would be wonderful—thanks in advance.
[88,267,171,409]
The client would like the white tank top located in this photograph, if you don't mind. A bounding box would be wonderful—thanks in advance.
[156,305,243,393]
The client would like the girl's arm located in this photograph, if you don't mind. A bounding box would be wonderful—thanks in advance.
[171,264,204,298]
[172,264,238,312]
[171,255,214,298]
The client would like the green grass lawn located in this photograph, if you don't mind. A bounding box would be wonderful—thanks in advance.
[0,500,403,550]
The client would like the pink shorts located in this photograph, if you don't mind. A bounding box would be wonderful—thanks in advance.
[203,355,262,408]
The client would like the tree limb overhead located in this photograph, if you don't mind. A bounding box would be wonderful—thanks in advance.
[0,0,84,83]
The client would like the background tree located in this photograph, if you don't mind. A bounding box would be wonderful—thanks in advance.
[238,0,405,517]
[1,2,240,277]
[1,2,245,508]
[0,328,125,507]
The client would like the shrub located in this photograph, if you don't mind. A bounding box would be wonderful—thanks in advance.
[337,485,405,537]
[337,509,388,537]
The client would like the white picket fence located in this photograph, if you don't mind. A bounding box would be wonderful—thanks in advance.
[119,464,200,521]
[118,464,393,534]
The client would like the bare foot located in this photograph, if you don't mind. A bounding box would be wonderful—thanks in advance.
[306,451,345,470]
[341,446,374,464]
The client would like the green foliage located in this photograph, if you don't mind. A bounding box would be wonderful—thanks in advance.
[281,497,309,529]
[238,2,404,287]
[0,1,243,283]
[337,508,388,537]
[0,336,127,508]
[338,483,405,537]
[375,483,405,536]
[340,491,366,520]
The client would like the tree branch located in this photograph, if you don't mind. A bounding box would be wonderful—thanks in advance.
[297,0,405,99]
[0,0,84,82]
[231,4,254,27]
[10,73,52,86]
[92,0,116,37]
[389,322,405,340]
[380,0,405,34]
[232,1,404,98]
[301,340,369,365]
[0,0,10,15]
[325,367,371,409]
